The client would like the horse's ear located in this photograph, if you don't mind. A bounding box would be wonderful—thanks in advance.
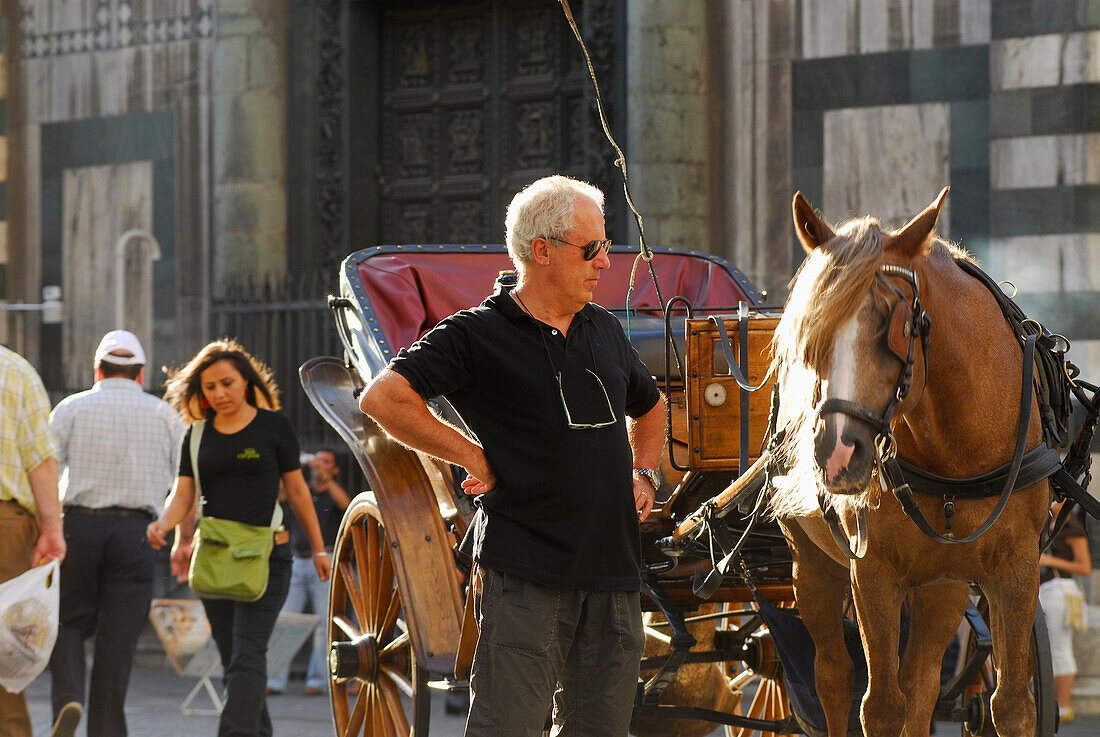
[792,192,836,253]
[889,186,949,257]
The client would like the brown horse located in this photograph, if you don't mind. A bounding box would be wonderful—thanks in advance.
[767,189,1050,737]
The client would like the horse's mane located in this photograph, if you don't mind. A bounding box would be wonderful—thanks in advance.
[767,217,973,519]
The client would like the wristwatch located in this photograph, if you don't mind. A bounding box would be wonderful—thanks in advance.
[633,468,662,493]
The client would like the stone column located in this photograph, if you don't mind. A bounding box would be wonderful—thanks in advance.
[625,0,711,254]
[212,0,288,292]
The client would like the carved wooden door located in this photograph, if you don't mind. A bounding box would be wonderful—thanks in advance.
[376,0,623,245]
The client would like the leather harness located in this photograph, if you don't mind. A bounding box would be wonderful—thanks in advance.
[815,259,1087,556]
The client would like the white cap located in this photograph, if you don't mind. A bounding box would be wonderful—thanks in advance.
[94,330,146,366]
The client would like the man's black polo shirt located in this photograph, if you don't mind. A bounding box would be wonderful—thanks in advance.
[388,290,660,591]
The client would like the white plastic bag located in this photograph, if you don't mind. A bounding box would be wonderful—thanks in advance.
[0,559,60,693]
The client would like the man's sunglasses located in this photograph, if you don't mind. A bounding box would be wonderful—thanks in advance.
[549,236,613,261]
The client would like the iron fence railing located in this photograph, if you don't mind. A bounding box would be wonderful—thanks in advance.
[210,271,366,495]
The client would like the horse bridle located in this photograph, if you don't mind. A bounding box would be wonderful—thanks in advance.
[816,263,932,469]
[813,263,932,559]
[814,262,1046,557]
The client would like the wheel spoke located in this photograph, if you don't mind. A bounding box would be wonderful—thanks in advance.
[379,671,412,735]
[375,540,396,633]
[381,663,415,697]
[339,562,368,631]
[333,614,361,640]
[380,630,411,659]
[344,682,368,737]
[379,592,402,639]
[367,518,381,630]
[372,683,395,736]
[351,524,375,626]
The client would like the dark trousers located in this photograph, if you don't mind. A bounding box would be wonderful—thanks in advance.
[49,511,155,737]
[202,544,292,737]
[465,567,645,737]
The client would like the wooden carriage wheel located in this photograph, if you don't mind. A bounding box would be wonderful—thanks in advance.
[327,494,430,737]
[721,599,795,737]
[958,590,1056,737]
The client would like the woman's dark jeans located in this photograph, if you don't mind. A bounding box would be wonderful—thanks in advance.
[202,543,293,737]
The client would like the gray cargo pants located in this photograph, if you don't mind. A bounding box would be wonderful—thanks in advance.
[464,567,645,737]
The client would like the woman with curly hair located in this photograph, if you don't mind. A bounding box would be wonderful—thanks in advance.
[147,338,332,737]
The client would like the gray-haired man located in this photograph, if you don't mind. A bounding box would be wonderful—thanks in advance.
[360,175,666,735]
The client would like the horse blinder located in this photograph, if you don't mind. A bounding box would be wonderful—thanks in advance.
[887,301,913,363]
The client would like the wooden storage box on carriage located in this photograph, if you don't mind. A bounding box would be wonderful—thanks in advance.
[298,244,1055,737]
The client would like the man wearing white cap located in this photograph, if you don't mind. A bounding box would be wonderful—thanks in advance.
[46,330,185,737]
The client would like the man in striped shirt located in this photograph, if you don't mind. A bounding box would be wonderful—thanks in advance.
[47,330,185,737]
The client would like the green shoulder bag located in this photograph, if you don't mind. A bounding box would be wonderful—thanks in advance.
[187,420,282,602]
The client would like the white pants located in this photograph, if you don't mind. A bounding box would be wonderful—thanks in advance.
[1039,577,1084,677]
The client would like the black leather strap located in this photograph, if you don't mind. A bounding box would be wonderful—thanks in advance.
[820,495,868,559]
[886,334,1037,545]
[895,445,1062,499]
[817,398,892,436]
[707,316,767,392]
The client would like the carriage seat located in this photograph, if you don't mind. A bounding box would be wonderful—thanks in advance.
[614,314,687,382]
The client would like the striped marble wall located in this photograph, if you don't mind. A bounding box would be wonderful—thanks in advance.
[986,21,1100,386]
[721,0,1098,379]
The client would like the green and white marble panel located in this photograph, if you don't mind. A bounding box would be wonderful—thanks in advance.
[991,134,1100,190]
[823,102,950,231]
[987,234,1100,294]
[991,31,1100,90]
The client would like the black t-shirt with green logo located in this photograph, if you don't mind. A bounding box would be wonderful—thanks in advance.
[178,409,301,527]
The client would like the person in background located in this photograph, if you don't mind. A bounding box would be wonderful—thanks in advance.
[266,448,349,695]
[0,345,71,737]
[359,175,666,736]
[47,330,185,737]
[146,338,333,737]
[1039,498,1091,724]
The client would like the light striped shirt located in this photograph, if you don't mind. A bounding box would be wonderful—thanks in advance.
[0,345,59,514]
[50,378,185,515]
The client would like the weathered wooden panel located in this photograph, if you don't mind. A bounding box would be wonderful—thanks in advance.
[62,161,154,389]
[684,316,778,472]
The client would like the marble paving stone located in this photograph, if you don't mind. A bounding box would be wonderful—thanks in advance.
[1032,83,1100,134]
[947,166,989,239]
[992,32,1100,91]
[823,102,951,232]
[856,50,911,105]
[986,233,1100,293]
[1069,340,1100,386]
[801,0,989,58]
[791,109,824,167]
[993,0,1100,39]
[990,185,1100,236]
[989,88,1034,137]
[626,0,705,28]
[1016,291,1100,340]
[958,0,992,45]
[910,45,989,102]
[991,134,1100,189]
[948,100,989,168]
[801,0,860,59]
[858,0,891,54]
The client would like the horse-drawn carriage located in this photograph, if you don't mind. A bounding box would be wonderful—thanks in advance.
[300,193,1099,737]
